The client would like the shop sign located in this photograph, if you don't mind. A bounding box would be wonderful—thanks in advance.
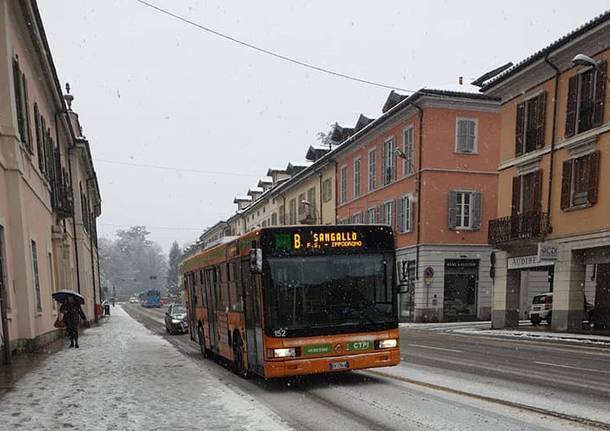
[538,242,558,260]
[507,254,554,270]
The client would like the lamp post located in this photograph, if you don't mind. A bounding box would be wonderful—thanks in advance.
[572,54,610,84]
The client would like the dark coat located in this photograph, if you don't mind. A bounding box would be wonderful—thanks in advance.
[60,303,86,330]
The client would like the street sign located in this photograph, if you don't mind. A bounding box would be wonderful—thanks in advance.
[507,254,553,270]
[423,266,434,278]
[538,242,558,260]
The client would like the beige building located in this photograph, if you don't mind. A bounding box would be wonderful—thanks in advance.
[482,11,610,330]
[0,0,101,361]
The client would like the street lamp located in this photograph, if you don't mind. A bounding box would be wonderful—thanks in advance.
[572,54,610,84]
[395,148,416,174]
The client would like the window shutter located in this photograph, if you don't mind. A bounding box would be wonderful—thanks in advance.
[560,160,572,210]
[377,204,383,224]
[592,61,607,128]
[511,176,521,215]
[392,141,397,181]
[22,75,31,151]
[587,150,600,205]
[565,75,578,138]
[515,102,525,156]
[447,191,458,229]
[535,92,546,149]
[472,192,482,230]
[397,197,404,232]
[532,169,543,212]
[456,120,465,152]
[12,60,24,143]
[407,197,413,232]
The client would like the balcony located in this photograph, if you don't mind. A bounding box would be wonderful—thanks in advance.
[52,183,74,218]
[488,211,549,247]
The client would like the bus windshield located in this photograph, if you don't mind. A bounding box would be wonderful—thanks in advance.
[266,254,395,336]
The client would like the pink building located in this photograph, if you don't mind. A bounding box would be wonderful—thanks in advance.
[334,89,500,322]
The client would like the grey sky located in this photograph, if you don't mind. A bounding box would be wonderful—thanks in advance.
[38,0,609,251]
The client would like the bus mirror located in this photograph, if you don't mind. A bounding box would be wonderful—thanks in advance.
[250,249,263,273]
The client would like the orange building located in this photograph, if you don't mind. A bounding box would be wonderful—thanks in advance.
[334,89,500,322]
[482,11,610,330]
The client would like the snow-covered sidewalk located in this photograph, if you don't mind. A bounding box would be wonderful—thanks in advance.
[0,306,291,431]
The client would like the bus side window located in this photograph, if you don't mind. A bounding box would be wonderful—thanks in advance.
[213,267,220,305]
[191,272,198,305]
[198,270,205,307]
[229,260,242,312]
[220,263,229,310]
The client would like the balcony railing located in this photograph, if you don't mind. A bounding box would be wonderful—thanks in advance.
[488,211,549,246]
[52,183,74,218]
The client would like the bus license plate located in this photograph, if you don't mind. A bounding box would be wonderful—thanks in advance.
[330,361,349,370]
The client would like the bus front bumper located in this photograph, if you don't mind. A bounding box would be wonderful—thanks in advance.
[263,349,400,378]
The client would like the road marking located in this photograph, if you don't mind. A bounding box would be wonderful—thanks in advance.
[407,344,463,353]
[533,361,610,375]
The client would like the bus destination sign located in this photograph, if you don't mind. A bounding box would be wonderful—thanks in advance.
[276,231,364,250]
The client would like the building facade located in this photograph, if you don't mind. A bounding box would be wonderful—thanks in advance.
[0,0,101,360]
[334,89,500,322]
[483,11,610,330]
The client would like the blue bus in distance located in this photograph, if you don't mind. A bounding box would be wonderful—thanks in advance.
[141,288,161,308]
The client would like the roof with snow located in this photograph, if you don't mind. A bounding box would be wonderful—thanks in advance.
[354,114,375,132]
[233,196,252,203]
[305,145,330,162]
[480,9,610,90]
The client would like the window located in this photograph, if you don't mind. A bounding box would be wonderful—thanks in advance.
[456,118,477,153]
[297,192,306,217]
[403,127,414,175]
[366,207,377,224]
[279,205,285,225]
[0,226,8,311]
[397,195,412,233]
[271,212,278,226]
[340,166,348,203]
[307,187,316,208]
[368,148,376,191]
[354,158,361,198]
[262,220,267,227]
[382,138,396,185]
[351,212,362,224]
[288,199,297,224]
[381,201,394,226]
[337,218,349,225]
[561,151,600,210]
[515,93,546,156]
[322,178,332,202]
[12,59,32,152]
[48,253,56,310]
[31,240,41,312]
[565,61,607,137]
[511,170,542,215]
[448,191,482,230]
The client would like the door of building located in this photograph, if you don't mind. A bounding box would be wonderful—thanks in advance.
[443,259,479,321]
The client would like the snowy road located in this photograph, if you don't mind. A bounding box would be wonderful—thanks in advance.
[124,304,609,431]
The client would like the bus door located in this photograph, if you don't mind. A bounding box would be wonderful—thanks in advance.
[241,258,262,372]
[186,274,196,342]
[205,268,219,351]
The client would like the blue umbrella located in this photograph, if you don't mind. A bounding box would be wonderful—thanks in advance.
[52,290,85,305]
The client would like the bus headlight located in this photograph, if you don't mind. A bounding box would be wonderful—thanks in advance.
[270,348,297,358]
[377,339,398,349]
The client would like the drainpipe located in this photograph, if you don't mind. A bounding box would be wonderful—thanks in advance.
[55,112,82,295]
[86,178,98,323]
[544,54,560,237]
[408,102,424,283]
[318,171,323,224]
[281,194,286,225]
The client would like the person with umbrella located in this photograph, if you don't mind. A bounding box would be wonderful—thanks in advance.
[53,291,88,348]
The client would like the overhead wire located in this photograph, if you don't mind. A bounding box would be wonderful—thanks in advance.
[95,158,260,177]
[133,0,417,93]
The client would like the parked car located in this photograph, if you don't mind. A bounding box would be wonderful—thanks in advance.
[129,297,138,304]
[530,293,595,326]
[529,293,552,325]
[165,304,188,335]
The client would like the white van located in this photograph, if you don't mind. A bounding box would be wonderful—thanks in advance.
[529,292,552,325]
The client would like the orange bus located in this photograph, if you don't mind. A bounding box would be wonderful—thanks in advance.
[181,225,400,378]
